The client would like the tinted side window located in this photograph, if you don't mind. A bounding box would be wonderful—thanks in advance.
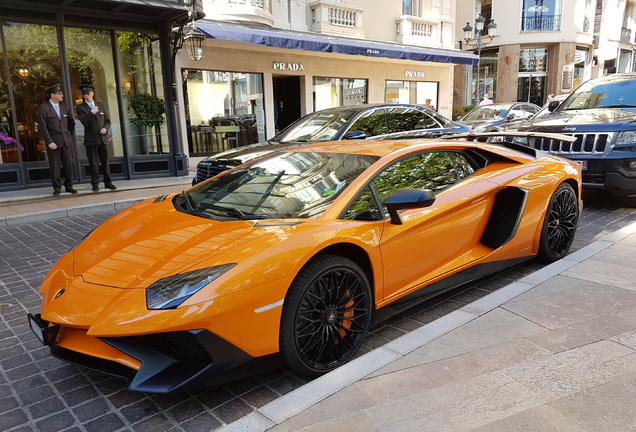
[386,107,440,132]
[343,151,475,220]
[348,109,388,137]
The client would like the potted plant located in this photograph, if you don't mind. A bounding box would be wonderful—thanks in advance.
[127,93,166,154]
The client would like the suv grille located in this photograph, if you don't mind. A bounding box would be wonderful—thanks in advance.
[530,133,614,155]
[194,160,241,183]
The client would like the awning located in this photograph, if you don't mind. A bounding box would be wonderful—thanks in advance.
[197,21,478,66]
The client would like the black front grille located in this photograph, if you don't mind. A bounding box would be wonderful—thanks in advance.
[531,133,612,155]
[195,160,241,183]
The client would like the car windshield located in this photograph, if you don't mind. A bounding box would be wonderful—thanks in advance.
[561,76,636,110]
[276,110,359,142]
[177,151,379,220]
[462,104,512,121]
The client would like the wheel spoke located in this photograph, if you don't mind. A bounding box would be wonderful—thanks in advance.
[293,264,371,370]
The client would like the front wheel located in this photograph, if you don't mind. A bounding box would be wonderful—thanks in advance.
[537,182,579,263]
[280,254,372,377]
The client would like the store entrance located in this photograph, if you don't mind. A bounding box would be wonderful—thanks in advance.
[273,76,301,132]
[517,73,546,106]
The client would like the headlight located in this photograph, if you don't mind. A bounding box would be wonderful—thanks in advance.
[614,131,636,146]
[146,264,236,310]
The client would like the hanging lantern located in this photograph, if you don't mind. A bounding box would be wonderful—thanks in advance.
[183,23,206,62]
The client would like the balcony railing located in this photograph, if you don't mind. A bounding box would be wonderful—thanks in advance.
[396,16,445,47]
[521,14,561,32]
[310,1,365,37]
[205,0,273,26]
[620,27,632,43]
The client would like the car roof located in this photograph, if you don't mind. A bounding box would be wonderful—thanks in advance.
[280,137,534,164]
[311,103,432,114]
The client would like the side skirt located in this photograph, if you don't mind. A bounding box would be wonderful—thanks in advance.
[373,256,531,324]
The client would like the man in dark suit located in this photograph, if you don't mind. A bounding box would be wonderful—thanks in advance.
[76,84,116,191]
[37,84,77,196]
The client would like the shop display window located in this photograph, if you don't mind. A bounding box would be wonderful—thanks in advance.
[184,70,265,156]
[313,77,368,111]
[385,80,438,110]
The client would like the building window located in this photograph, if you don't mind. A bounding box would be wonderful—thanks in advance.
[313,77,368,110]
[519,48,548,72]
[183,70,264,156]
[478,0,493,27]
[521,0,562,31]
[403,0,421,16]
[117,32,168,156]
[385,81,439,110]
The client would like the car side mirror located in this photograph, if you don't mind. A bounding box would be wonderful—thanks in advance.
[548,100,560,112]
[507,113,515,121]
[344,130,367,140]
[385,188,436,225]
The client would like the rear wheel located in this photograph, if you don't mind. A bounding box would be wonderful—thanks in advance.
[537,182,579,263]
[280,254,372,377]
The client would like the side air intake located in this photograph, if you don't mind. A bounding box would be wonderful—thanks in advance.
[481,187,528,249]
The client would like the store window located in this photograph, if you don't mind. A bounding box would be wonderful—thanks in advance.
[385,81,439,110]
[117,32,168,158]
[313,77,367,111]
[573,48,589,90]
[64,28,122,161]
[184,70,265,156]
[2,23,63,166]
[521,0,562,32]
[472,50,498,103]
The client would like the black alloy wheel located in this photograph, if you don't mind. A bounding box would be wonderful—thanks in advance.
[537,182,579,263]
[280,254,372,376]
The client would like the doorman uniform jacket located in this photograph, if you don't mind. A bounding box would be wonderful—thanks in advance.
[37,102,75,147]
[76,101,111,146]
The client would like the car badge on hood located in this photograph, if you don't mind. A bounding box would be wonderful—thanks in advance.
[563,126,576,131]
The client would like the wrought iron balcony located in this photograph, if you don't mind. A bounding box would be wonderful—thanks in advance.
[620,27,632,43]
[521,14,561,32]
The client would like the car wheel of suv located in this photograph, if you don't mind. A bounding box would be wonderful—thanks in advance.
[537,182,579,263]
[280,254,372,377]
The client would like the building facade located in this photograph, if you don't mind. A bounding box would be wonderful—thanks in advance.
[0,0,204,191]
[455,0,636,109]
[175,0,477,161]
[1,0,477,192]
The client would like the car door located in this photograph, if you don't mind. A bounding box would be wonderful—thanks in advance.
[344,150,501,304]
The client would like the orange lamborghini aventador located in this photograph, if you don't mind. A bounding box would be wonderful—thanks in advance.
[28,133,582,393]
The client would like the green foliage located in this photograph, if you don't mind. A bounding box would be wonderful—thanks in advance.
[453,105,474,121]
[127,93,166,128]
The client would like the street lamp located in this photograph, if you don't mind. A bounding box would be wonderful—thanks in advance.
[463,14,497,105]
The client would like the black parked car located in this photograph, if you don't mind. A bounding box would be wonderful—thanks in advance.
[192,103,469,184]
[457,102,541,133]
[518,73,636,196]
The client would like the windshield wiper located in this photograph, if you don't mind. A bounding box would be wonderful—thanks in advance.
[199,203,271,220]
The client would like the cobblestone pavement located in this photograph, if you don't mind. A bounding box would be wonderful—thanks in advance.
[1,190,635,432]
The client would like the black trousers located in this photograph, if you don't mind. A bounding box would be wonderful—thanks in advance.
[86,144,112,187]
[46,145,74,192]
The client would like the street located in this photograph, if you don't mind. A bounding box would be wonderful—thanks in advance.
[1,190,636,432]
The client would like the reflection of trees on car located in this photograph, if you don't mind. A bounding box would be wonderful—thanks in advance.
[345,152,475,220]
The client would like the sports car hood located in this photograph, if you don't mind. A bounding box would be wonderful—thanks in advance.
[72,198,292,289]
[520,108,636,132]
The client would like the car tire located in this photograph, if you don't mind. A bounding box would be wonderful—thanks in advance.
[536,182,579,263]
[280,254,372,377]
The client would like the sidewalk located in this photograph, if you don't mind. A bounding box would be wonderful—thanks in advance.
[4,178,636,431]
[0,175,192,225]
[221,221,636,432]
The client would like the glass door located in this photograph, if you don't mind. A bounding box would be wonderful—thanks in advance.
[517,73,546,106]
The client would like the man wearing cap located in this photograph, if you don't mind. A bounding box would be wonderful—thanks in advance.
[37,84,77,196]
[76,84,116,191]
